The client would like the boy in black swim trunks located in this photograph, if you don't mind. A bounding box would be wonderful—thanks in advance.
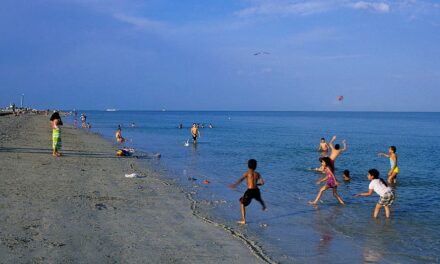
[191,123,200,144]
[229,159,267,224]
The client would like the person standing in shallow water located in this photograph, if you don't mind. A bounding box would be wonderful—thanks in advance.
[115,126,125,143]
[310,157,345,205]
[378,146,399,185]
[191,123,200,144]
[329,135,347,169]
[49,111,63,157]
[355,169,395,218]
[317,137,329,156]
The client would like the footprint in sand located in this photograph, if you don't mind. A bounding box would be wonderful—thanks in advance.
[94,203,107,210]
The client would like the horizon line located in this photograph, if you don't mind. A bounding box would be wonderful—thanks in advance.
[64,109,440,113]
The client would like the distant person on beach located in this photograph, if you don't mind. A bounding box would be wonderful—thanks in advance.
[343,169,351,181]
[329,135,347,168]
[230,159,267,224]
[310,157,345,205]
[131,122,136,128]
[317,137,329,155]
[354,169,395,218]
[378,146,399,185]
[116,148,134,157]
[191,123,200,144]
[178,124,183,129]
[115,127,125,143]
[50,111,63,157]
[80,113,87,128]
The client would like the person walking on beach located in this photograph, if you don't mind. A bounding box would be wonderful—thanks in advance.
[329,135,347,168]
[191,123,200,144]
[317,137,329,156]
[50,111,63,157]
[115,126,125,143]
[310,157,345,205]
[378,146,399,185]
[354,169,395,218]
[230,159,267,224]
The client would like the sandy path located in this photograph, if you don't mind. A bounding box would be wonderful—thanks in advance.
[0,114,266,263]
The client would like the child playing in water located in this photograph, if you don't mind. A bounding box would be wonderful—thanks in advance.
[343,169,351,181]
[310,157,345,205]
[354,169,395,218]
[317,137,329,156]
[378,146,399,185]
[230,159,267,224]
[191,123,201,144]
[329,135,347,168]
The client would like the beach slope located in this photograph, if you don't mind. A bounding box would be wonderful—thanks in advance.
[0,114,264,263]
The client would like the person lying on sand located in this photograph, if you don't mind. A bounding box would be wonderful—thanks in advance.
[116,148,134,157]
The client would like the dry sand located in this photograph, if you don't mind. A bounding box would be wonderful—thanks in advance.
[0,114,269,263]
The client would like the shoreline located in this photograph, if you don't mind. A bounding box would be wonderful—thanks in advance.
[128,160,276,264]
[93,120,277,263]
[0,114,272,263]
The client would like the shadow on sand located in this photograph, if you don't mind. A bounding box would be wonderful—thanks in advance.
[0,146,119,159]
[0,146,160,159]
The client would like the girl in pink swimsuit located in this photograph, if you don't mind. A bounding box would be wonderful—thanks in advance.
[310,157,345,205]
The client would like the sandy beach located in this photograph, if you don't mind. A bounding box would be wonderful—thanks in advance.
[0,114,268,263]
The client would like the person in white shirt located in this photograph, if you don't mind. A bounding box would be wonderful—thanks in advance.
[355,169,395,218]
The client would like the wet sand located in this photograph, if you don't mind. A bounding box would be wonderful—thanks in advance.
[0,114,268,263]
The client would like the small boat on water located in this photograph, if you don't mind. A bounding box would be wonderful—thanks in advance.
[106,109,117,112]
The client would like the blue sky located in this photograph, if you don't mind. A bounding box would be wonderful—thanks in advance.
[1,0,439,111]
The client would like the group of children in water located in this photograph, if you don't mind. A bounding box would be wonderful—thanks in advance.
[112,119,398,223]
[230,135,398,224]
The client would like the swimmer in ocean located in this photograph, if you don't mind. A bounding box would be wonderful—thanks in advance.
[343,169,351,181]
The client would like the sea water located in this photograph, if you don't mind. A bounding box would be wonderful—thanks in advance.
[71,111,440,263]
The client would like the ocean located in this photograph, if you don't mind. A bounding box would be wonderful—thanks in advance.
[70,111,440,263]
